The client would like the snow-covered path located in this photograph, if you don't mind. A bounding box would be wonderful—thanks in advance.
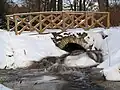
[0,84,12,90]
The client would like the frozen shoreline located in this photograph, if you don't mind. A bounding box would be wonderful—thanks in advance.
[0,27,120,81]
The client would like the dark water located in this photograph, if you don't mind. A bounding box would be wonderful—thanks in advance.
[61,82,104,90]
[0,69,106,90]
[3,76,104,90]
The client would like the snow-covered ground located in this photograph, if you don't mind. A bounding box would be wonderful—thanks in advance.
[0,27,120,81]
[64,52,98,67]
[0,84,12,90]
[0,30,67,69]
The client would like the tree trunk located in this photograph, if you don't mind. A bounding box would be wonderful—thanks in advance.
[0,0,5,19]
[98,0,106,11]
[0,0,6,28]
[79,0,82,11]
[83,0,86,11]
[74,0,76,11]
[51,0,56,11]
[46,0,50,11]
[36,0,41,11]
[68,0,73,11]
[58,0,62,11]
[105,0,109,11]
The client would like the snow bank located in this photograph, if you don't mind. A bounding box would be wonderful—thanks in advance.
[1,27,120,81]
[0,28,104,69]
[0,84,12,90]
[43,29,62,33]
[98,27,120,68]
[64,27,120,81]
[0,29,67,69]
[64,53,98,68]
[97,27,120,81]
[102,64,120,81]
[0,30,12,69]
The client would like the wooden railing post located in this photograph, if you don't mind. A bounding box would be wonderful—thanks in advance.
[39,13,42,33]
[6,16,10,31]
[91,12,94,28]
[14,15,18,35]
[29,14,32,31]
[107,12,110,28]
[62,12,65,31]
[85,12,88,30]
[50,14,54,28]
[72,14,74,29]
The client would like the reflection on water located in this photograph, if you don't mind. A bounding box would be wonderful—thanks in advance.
[29,74,105,90]
[1,69,105,90]
[61,82,105,90]
[33,77,105,90]
[3,74,105,90]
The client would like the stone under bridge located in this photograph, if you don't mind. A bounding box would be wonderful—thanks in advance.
[51,31,105,52]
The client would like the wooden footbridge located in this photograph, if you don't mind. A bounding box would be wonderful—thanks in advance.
[6,11,110,35]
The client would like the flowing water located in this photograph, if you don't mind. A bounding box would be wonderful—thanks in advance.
[0,69,106,90]
[0,50,120,90]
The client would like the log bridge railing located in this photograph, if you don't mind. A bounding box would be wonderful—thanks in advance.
[6,11,110,35]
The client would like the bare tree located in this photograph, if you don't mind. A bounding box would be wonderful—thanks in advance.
[36,0,41,11]
[0,0,7,28]
[74,0,77,11]
[67,0,74,10]
[0,0,6,15]
[58,0,63,11]
[105,0,109,11]
[78,0,82,11]
[51,0,56,11]
[83,0,86,11]
[98,0,106,11]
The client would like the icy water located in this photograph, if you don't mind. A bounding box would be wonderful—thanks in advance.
[0,69,112,90]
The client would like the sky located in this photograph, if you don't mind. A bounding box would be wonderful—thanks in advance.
[12,0,120,4]
[12,0,74,4]
[12,0,22,4]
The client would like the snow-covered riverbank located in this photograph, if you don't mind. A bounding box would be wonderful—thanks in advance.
[0,27,120,81]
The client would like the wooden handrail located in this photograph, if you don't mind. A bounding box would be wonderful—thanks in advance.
[6,11,110,35]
